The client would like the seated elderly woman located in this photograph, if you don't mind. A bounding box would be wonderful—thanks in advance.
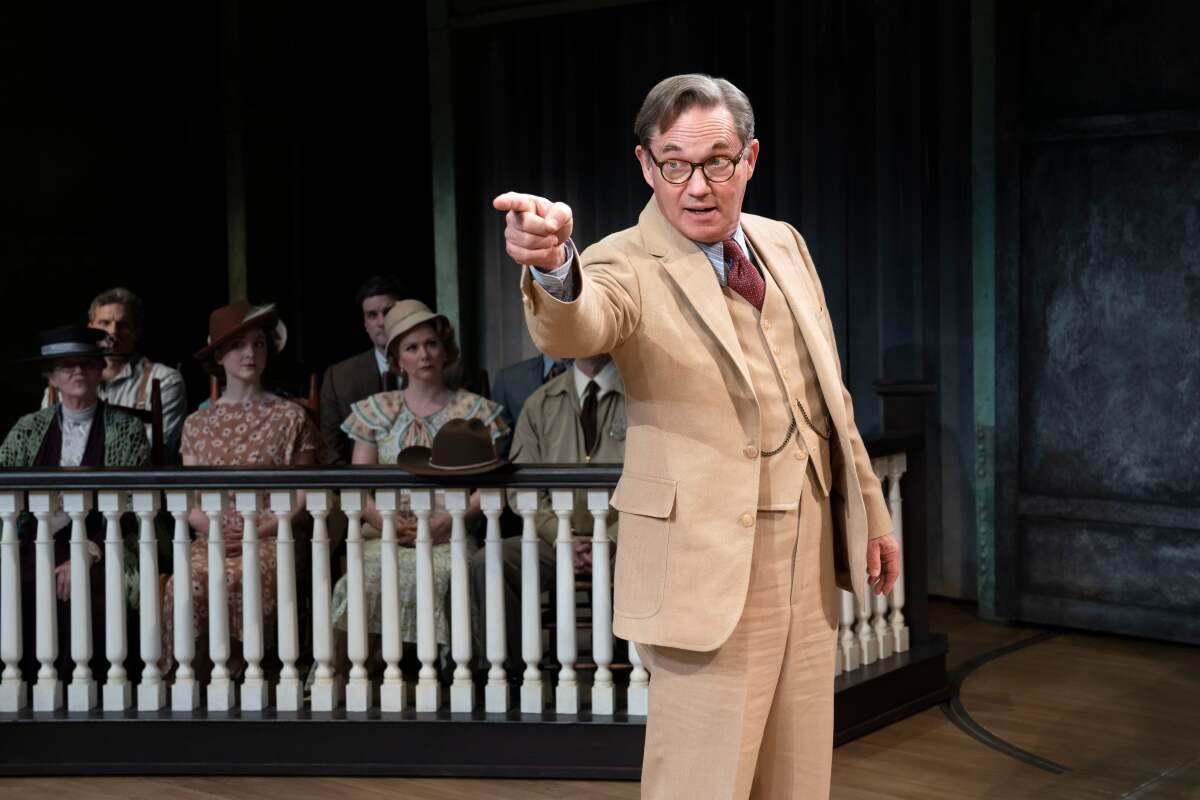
[0,324,150,682]
[326,300,508,678]
[162,301,325,679]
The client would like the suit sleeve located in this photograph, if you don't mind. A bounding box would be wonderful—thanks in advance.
[520,239,644,359]
[319,367,347,463]
[788,224,893,540]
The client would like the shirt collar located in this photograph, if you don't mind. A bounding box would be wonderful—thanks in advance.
[105,353,141,384]
[373,348,388,374]
[695,224,749,287]
[61,402,98,424]
[573,360,620,402]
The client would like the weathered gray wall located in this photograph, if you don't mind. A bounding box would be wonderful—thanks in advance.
[996,0,1200,641]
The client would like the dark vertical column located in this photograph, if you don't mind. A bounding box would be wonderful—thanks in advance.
[221,0,247,302]
[428,0,460,333]
[970,0,998,619]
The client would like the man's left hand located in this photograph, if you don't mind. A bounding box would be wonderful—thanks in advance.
[866,533,900,596]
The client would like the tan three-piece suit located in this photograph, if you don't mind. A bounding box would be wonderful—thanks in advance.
[521,200,892,799]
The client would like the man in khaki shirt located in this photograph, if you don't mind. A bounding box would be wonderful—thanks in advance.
[469,353,624,671]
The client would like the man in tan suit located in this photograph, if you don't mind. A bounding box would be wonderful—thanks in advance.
[494,74,900,799]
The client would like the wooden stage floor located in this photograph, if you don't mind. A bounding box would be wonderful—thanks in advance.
[0,599,1195,799]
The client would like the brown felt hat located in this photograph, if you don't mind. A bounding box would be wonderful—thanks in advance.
[395,417,510,476]
[193,300,288,361]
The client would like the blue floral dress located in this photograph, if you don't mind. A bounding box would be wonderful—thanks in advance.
[330,389,508,643]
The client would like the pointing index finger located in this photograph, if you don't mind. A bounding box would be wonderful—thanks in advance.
[493,191,540,214]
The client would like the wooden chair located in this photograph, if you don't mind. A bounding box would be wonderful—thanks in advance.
[48,378,166,466]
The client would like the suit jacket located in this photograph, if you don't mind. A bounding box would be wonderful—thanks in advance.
[521,199,892,651]
[490,353,547,454]
[507,366,625,547]
[320,348,386,463]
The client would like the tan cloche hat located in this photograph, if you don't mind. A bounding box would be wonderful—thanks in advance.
[193,300,288,361]
[384,299,448,353]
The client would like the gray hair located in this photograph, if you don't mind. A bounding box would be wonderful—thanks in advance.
[633,73,756,152]
[88,286,144,335]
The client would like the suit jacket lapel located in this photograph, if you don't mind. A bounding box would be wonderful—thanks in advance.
[743,217,849,436]
[638,201,755,394]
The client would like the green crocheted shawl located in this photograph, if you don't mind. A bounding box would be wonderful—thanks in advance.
[0,405,150,468]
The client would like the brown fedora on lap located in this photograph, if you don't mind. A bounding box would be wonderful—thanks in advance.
[395,418,509,476]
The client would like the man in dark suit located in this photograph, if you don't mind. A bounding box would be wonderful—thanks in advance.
[319,276,406,463]
[490,353,569,456]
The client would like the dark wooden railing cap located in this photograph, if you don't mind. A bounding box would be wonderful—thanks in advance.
[0,434,920,491]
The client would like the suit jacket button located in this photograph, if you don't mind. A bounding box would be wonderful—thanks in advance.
[743,445,758,459]
[739,513,755,528]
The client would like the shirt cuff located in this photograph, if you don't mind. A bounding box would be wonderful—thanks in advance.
[528,241,576,300]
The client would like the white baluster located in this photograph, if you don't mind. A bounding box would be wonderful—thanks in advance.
[29,492,62,711]
[376,490,405,712]
[63,491,96,711]
[839,590,860,673]
[872,592,893,659]
[588,489,614,716]
[236,491,267,711]
[307,491,340,712]
[132,492,165,710]
[166,491,198,711]
[97,492,129,711]
[856,593,877,667]
[886,454,910,653]
[412,489,440,712]
[515,490,544,714]
[0,492,26,711]
[447,489,473,713]
[626,641,649,717]
[341,490,371,712]
[869,464,893,660]
[271,491,302,712]
[201,490,234,711]
[480,490,506,713]
[552,489,578,715]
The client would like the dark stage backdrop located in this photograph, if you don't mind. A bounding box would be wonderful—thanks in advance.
[995,0,1200,642]
[0,4,227,426]
[449,0,978,598]
[0,2,436,426]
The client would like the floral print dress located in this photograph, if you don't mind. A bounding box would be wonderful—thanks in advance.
[330,388,508,643]
[162,397,323,665]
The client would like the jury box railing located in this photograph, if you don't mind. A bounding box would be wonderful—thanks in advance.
[0,455,909,718]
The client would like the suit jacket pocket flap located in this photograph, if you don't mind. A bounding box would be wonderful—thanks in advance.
[610,472,677,519]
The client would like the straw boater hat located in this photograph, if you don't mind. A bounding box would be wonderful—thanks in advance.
[193,300,288,361]
[384,299,449,355]
[22,325,108,364]
[395,417,510,476]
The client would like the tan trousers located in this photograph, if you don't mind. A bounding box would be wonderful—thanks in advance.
[640,476,841,800]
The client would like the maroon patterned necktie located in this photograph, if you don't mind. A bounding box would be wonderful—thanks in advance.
[723,237,765,311]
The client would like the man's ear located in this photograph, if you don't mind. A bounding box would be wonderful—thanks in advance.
[635,145,656,190]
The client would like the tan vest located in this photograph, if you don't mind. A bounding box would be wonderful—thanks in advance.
[723,254,833,510]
